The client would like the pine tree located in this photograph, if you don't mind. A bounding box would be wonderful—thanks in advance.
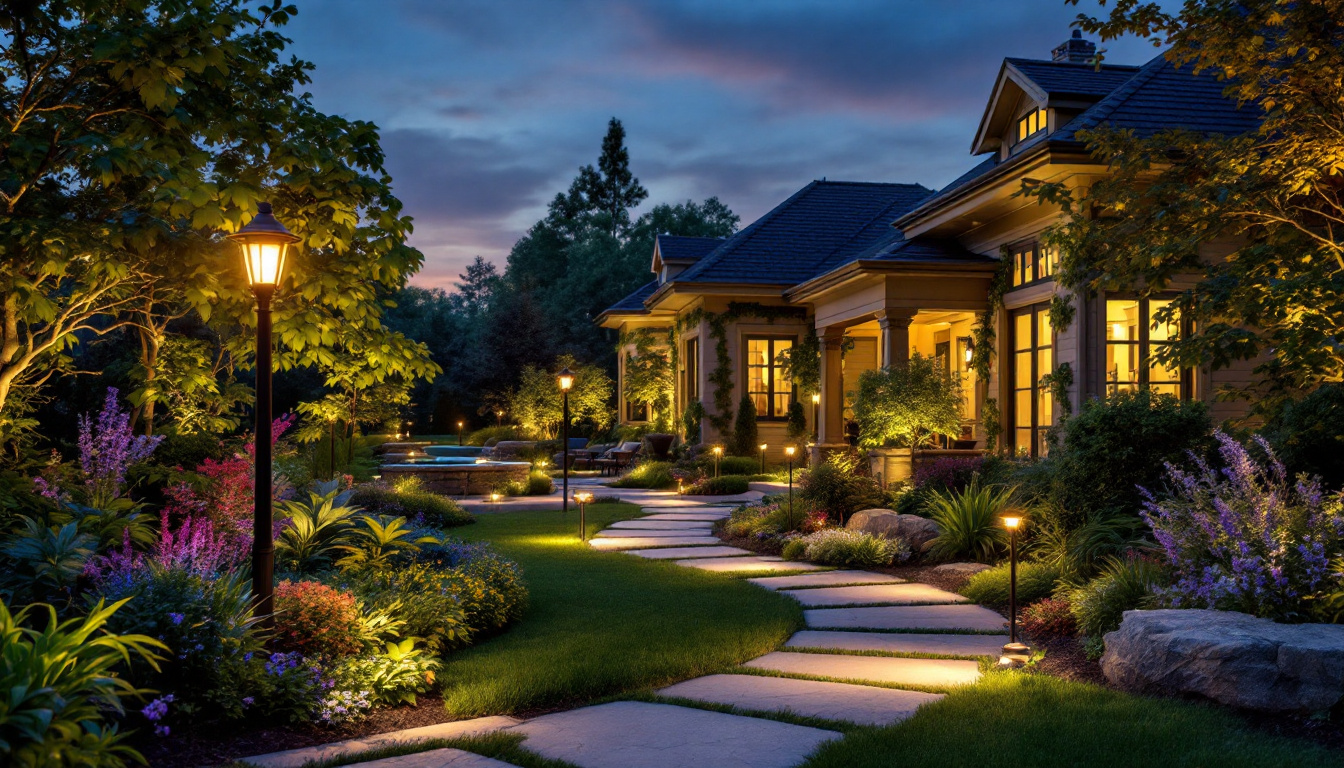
[582,118,648,238]
[732,393,758,457]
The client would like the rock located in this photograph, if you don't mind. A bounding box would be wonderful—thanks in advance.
[846,510,940,550]
[1101,609,1344,712]
[932,562,992,576]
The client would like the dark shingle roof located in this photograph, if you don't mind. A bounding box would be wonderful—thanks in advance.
[605,280,658,314]
[656,234,722,263]
[1006,58,1140,100]
[875,237,997,263]
[673,181,933,286]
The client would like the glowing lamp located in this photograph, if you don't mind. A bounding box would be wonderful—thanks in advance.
[712,446,723,456]
[230,202,300,288]
[557,367,575,391]
[574,490,594,541]
[489,491,502,503]
[574,491,594,504]
[1003,516,1022,530]
[784,446,796,458]
[811,393,820,405]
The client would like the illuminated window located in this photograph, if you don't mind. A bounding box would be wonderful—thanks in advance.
[1009,243,1058,287]
[1016,108,1045,142]
[683,338,699,402]
[1010,304,1053,457]
[1106,298,1185,397]
[746,337,794,419]
[626,400,648,422]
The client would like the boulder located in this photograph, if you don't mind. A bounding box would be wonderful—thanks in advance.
[933,562,992,577]
[846,510,940,550]
[1101,609,1344,712]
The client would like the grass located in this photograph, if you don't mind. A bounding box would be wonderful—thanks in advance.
[799,672,1338,768]
[438,502,802,717]
[220,732,579,768]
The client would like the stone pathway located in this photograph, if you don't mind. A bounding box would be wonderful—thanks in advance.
[243,489,1009,768]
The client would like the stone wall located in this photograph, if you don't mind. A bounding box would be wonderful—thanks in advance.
[379,462,531,496]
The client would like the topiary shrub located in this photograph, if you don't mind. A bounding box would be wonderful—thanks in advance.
[1262,382,1344,490]
[795,528,911,568]
[273,579,363,658]
[687,475,751,495]
[1067,555,1167,639]
[610,461,676,489]
[960,561,1061,606]
[732,393,759,457]
[349,482,474,528]
[1020,597,1077,638]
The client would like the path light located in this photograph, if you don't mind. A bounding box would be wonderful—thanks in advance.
[1000,513,1031,667]
[785,445,797,530]
[759,443,768,474]
[677,479,685,496]
[327,416,337,480]
[811,392,821,441]
[712,445,723,478]
[574,490,594,542]
[457,420,465,447]
[496,409,504,427]
[229,202,300,627]
[558,367,574,516]
[489,491,503,504]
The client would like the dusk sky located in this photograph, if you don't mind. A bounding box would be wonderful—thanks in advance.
[285,1,1164,290]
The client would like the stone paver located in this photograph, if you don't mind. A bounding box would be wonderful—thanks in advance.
[781,583,968,608]
[626,545,756,559]
[785,630,1009,658]
[640,511,731,521]
[805,604,1006,632]
[588,536,722,550]
[748,571,904,590]
[506,701,839,768]
[658,673,942,727]
[344,748,518,768]
[240,716,521,768]
[593,528,710,538]
[609,520,714,530]
[744,652,981,688]
[674,556,827,573]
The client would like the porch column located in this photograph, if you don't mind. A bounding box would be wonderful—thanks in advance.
[877,309,916,368]
[817,325,847,448]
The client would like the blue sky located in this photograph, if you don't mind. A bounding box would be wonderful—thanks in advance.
[285,0,1163,288]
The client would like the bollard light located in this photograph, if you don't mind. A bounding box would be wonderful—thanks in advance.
[1000,514,1031,666]
[712,445,723,478]
[574,490,594,541]
[785,445,797,530]
[759,443,768,474]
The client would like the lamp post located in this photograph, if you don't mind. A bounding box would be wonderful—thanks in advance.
[1001,514,1030,665]
[229,202,299,626]
[785,445,797,530]
[574,490,593,541]
[558,367,574,515]
[811,392,820,440]
[496,410,504,427]
[712,445,723,478]
[327,417,337,480]
[758,443,768,474]
[457,420,465,447]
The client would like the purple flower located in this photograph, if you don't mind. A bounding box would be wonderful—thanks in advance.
[77,388,163,508]
[168,612,185,626]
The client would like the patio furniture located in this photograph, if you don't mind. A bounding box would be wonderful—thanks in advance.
[595,441,643,476]
[644,433,676,461]
[552,437,591,470]
[571,442,614,471]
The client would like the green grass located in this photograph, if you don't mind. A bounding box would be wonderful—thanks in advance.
[438,503,802,717]
[800,672,1338,768]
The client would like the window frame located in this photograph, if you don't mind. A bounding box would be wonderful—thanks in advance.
[683,337,699,403]
[1103,295,1192,399]
[744,335,796,421]
[1009,241,1057,289]
[1008,302,1053,458]
[1015,107,1046,144]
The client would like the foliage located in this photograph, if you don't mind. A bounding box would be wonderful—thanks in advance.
[924,480,1015,562]
[731,394,758,458]
[793,528,912,568]
[348,481,473,528]
[686,475,751,495]
[913,456,989,494]
[681,399,704,444]
[275,489,360,574]
[1067,555,1168,640]
[465,426,523,446]
[713,455,762,477]
[1048,390,1211,525]
[1142,432,1343,621]
[440,553,529,638]
[76,389,163,509]
[960,561,1061,606]
[776,326,820,399]
[622,330,675,431]
[131,335,249,437]
[0,519,96,605]
[786,400,809,445]
[797,451,883,523]
[328,639,440,709]
[1038,362,1074,417]
[505,470,554,497]
[345,563,471,654]
[84,506,246,588]
[723,499,824,540]
[1030,507,1145,585]
[610,461,676,489]
[273,580,363,658]
[1020,597,1077,638]
[151,432,227,471]
[509,354,613,439]
[980,397,1001,454]
[0,598,165,768]
[853,354,963,448]
[335,515,438,572]
[1262,383,1344,490]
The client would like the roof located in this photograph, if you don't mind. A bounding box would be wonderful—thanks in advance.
[655,234,722,263]
[672,180,934,286]
[603,280,657,315]
[1006,58,1140,100]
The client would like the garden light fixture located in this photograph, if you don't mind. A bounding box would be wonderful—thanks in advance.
[228,201,300,628]
[712,445,723,477]
[1000,514,1031,666]
[457,420,465,446]
[574,490,594,541]
[785,445,797,530]
[490,491,502,504]
[496,409,504,426]
[558,367,574,515]
[759,443,768,473]
[811,392,820,440]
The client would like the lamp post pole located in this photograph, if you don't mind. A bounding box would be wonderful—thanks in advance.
[1008,523,1018,644]
[457,420,464,447]
[759,443,767,474]
[559,368,574,516]
[785,446,796,530]
[328,417,336,481]
[811,392,820,441]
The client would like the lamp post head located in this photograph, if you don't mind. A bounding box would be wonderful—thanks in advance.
[574,491,593,504]
[784,446,796,458]
[712,446,722,456]
[558,367,575,392]
[230,202,300,288]
[759,443,767,452]
[811,393,820,405]
[1002,515,1023,531]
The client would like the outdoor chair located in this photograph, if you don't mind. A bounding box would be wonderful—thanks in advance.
[595,441,643,476]
[552,437,591,470]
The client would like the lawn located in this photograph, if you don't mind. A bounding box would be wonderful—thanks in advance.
[800,672,1337,768]
[437,502,802,717]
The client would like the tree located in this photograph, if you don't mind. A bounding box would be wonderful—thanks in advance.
[621,331,674,431]
[509,354,613,439]
[1026,0,1340,407]
[732,394,758,457]
[852,355,963,449]
[586,118,649,238]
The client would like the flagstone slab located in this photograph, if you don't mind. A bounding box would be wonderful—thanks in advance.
[744,652,981,688]
[240,716,521,768]
[641,512,731,521]
[782,583,968,608]
[345,748,519,768]
[588,536,722,550]
[748,571,905,590]
[673,556,827,573]
[658,673,943,727]
[506,701,839,768]
[785,630,1009,658]
[594,528,710,538]
[805,604,1007,632]
[609,520,715,530]
[626,545,756,559]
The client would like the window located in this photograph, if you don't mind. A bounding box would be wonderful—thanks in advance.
[625,400,648,422]
[1010,304,1053,457]
[683,337,699,402]
[1016,108,1045,143]
[746,337,794,419]
[1009,242,1057,287]
[1106,298,1185,397]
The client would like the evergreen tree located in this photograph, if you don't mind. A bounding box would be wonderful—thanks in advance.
[732,394,759,457]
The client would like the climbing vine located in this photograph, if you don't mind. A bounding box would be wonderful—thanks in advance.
[1039,361,1075,417]
[1048,293,1076,334]
[970,254,1012,382]
[981,397,1001,454]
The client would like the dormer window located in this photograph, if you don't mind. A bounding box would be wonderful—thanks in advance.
[1016,108,1045,143]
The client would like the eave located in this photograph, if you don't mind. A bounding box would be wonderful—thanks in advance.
[785,258,1001,306]
[645,280,793,314]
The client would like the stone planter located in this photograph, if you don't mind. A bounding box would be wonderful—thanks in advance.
[867,447,913,487]
[379,461,532,496]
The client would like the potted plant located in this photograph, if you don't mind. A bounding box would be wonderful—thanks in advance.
[852,353,963,485]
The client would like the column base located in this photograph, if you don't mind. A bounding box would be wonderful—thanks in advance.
[809,443,853,466]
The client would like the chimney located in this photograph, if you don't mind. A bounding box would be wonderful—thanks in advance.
[1052,30,1096,64]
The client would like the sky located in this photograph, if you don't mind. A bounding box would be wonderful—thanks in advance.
[284,0,1164,290]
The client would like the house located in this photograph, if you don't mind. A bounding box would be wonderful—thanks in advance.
[597,32,1259,464]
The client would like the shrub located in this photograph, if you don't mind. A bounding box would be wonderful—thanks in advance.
[1050,390,1212,524]
[780,537,808,561]
[913,456,987,493]
[731,393,758,457]
[349,483,473,528]
[686,475,751,495]
[1031,507,1144,583]
[960,561,1061,606]
[152,432,227,470]
[795,528,911,568]
[722,499,824,539]
[1143,432,1342,621]
[441,553,528,637]
[336,515,438,572]
[1263,383,1344,489]
[466,426,523,446]
[505,469,554,496]
[610,460,677,489]
[682,399,704,444]
[1067,555,1166,639]
[798,451,883,522]
[786,400,809,445]
[1020,597,1077,638]
[275,488,360,574]
[1,598,165,766]
[273,580,363,658]
[328,638,440,709]
[715,455,762,477]
[346,563,471,654]
[925,480,1014,562]
[853,354,962,448]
